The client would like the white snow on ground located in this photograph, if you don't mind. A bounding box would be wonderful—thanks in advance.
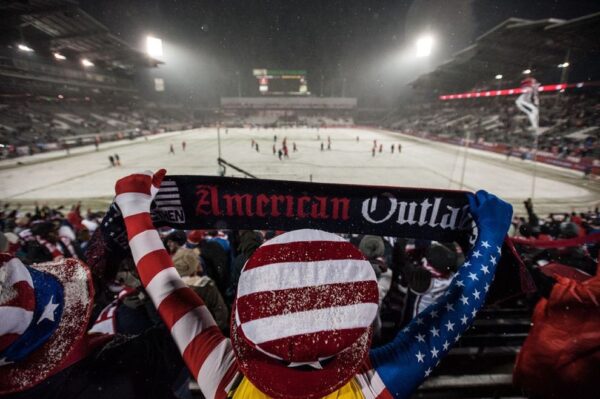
[0,127,594,206]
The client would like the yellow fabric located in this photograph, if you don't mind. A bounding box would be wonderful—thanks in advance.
[230,377,364,399]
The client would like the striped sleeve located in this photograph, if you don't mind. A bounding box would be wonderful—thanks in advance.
[115,176,239,398]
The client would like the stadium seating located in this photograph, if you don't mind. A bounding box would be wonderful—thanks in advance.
[384,91,600,160]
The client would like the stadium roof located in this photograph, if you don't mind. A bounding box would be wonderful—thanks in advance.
[0,0,162,73]
[411,12,600,93]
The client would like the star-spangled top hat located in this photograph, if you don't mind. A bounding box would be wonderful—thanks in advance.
[231,229,379,399]
[0,253,94,394]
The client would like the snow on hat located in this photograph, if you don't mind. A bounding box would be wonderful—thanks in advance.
[0,254,94,394]
[231,229,379,399]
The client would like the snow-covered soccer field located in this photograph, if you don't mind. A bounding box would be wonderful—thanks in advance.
[1,127,597,213]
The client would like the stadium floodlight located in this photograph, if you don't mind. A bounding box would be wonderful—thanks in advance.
[558,62,569,68]
[146,36,163,57]
[54,52,66,60]
[17,44,34,52]
[495,74,503,80]
[522,69,531,75]
[81,58,94,67]
[415,35,433,57]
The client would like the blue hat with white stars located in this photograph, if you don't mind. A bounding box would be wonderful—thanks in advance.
[0,254,94,395]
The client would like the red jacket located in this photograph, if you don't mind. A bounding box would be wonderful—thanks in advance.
[514,269,600,398]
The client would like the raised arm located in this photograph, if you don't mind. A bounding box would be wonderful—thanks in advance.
[369,190,513,398]
[114,170,238,399]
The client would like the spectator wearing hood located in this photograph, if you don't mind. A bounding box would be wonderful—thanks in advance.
[166,229,229,332]
[229,230,263,300]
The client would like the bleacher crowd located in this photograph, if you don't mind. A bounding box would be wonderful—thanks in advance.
[0,181,598,398]
[0,98,197,158]
[386,91,600,161]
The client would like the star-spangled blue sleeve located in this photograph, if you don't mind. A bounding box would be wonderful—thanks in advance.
[369,190,513,399]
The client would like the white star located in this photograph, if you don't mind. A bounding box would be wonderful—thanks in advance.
[0,357,13,366]
[416,351,425,363]
[430,327,440,337]
[430,310,439,319]
[402,326,410,333]
[425,367,432,377]
[455,334,462,343]
[480,265,490,274]
[468,272,479,281]
[416,333,426,343]
[445,303,455,312]
[471,309,478,318]
[456,279,465,287]
[490,256,497,265]
[484,283,490,292]
[496,246,502,254]
[463,260,471,267]
[431,347,439,358]
[443,340,450,351]
[445,320,455,331]
[416,317,424,325]
[460,295,469,305]
[461,314,469,325]
[38,296,59,324]
[473,289,481,300]
[481,241,491,249]
[473,250,482,258]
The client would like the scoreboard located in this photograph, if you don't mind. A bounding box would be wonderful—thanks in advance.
[253,69,308,96]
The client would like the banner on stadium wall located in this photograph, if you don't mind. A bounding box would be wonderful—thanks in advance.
[147,175,475,243]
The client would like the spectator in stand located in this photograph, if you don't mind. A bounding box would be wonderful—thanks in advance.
[229,230,263,301]
[171,233,229,332]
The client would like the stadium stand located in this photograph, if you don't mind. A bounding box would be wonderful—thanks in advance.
[382,13,600,175]
[0,1,203,158]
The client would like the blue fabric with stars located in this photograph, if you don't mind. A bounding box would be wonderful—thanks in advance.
[0,267,64,364]
[369,190,513,399]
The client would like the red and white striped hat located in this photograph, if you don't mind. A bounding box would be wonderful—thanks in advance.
[231,229,379,399]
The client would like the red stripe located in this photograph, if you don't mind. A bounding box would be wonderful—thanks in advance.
[136,250,174,286]
[123,213,155,240]
[181,325,225,378]
[0,333,20,352]
[236,280,379,322]
[255,328,367,362]
[376,389,394,399]
[215,364,239,399]
[115,174,152,195]
[157,287,205,329]
[245,241,364,270]
[2,281,35,311]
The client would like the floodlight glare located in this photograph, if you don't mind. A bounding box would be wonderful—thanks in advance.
[495,74,503,80]
[146,36,163,57]
[81,58,94,67]
[54,52,66,60]
[18,44,34,52]
[558,62,569,68]
[415,35,433,57]
[522,69,531,74]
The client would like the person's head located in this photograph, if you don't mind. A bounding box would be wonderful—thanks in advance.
[164,230,187,254]
[232,229,378,398]
[425,243,458,274]
[559,222,579,239]
[358,235,385,260]
[173,247,201,277]
[31,221,59,243]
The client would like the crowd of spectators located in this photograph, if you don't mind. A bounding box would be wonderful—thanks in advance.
[1,194,598,398]
[386,91,600,160]
[0,98,198,158]
[2,197,597,335]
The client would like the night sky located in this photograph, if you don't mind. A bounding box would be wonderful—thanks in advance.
[80,0,600,106]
